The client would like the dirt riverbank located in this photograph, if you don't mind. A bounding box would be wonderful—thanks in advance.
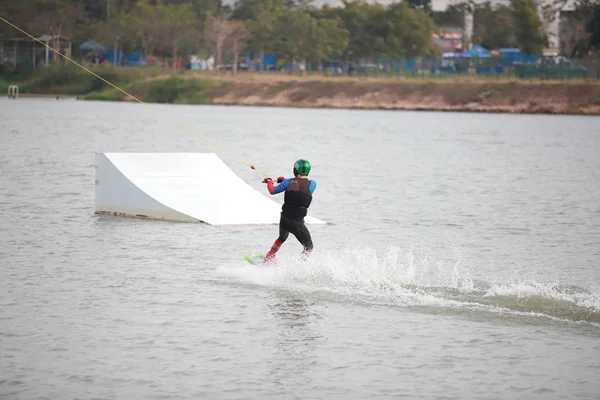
[10,67,599,115]
[204,75,600,115]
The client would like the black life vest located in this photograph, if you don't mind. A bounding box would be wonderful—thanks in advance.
[282,178,312,220]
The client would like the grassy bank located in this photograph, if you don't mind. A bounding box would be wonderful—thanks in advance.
[3,65,600,115]
[1,64,166,95]
[84,76,226,104]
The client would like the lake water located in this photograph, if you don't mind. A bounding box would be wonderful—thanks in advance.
[1,98,599,399]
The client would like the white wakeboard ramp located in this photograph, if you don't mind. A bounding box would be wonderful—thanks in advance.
[95,153,326,225]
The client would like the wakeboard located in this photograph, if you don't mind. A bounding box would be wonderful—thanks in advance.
[244,254,265,265]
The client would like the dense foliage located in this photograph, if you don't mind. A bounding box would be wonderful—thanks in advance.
[1,0,599,70]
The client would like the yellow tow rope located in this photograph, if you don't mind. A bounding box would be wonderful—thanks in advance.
[0,16,274,179]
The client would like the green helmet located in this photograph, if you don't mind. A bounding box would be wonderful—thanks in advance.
[293,159,311,176]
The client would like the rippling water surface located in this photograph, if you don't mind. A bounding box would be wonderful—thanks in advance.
[1,98,599,399]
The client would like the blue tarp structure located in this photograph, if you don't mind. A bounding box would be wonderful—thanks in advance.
[80,40,108,53]
[245,53,277,71]
[499,48,520,63]
[106,49,122,65]
[499,48,537,65]
[80,39,146,66]
[125,53,146,66]
[106,51,146,66]
[459,45,491,58]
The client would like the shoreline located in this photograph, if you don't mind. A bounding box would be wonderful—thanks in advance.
[8,71,600,115]
[208,101,600,116]
[15,93,81,99]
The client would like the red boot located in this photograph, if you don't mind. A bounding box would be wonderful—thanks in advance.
[300,249,311,261]
[263,240,283,266]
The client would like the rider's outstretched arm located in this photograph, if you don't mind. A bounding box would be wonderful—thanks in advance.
[266,178,289,195]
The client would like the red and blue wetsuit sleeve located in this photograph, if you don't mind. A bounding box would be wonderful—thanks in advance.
[267,179,317,195]
[267,179,289,194]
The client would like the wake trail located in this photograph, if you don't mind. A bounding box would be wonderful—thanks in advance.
[217,245,600,327]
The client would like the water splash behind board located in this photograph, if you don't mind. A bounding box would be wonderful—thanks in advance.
[218,246,600,326]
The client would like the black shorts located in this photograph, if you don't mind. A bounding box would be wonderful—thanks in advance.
[277,216,313,252]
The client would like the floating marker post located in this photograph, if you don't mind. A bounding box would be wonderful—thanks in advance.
[8,85,19,99]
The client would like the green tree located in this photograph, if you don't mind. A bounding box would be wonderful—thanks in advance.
[406,0,432,14]
[436,3,469,30]
[273,9,315,69]
[314,18,349,63]
[472,2,517,49]
[163,2,199,72]
[337,1,385,59]
[189,0,223,37]
[367,2,435,58]
[232,0,291,20]
[93,14,134,66]
[233,0,287,70]
[274,9,348,72]
[75,0,139,20]
[510,0,548,54]
[130,0,163,58]
[0,0,33,38]
[587,1,600,51]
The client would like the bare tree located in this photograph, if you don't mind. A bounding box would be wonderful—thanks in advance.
[229,22,250,73]
[35,0,86,62]
[204,14,238,72]
[559,11,592,57]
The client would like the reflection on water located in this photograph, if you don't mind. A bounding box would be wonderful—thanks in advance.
[270,296,322,349]
[266,296,324,389]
